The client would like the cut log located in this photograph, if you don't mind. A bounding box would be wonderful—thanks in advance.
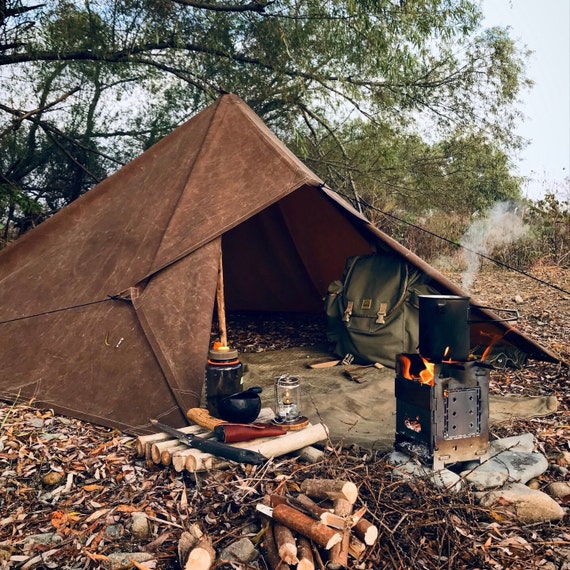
[183,423,328,472]
[135,424,206,458]
[178,524,215,570]
[326,498,352,569]
[272,503,341,550]
[297,536,315,570]
[294,445,325,463]
[353,517,379,546]
[293,495,344,529]
[273,523,298,565]
[161,444,188,466]
[300,478,358,505]
[262,524,291,570]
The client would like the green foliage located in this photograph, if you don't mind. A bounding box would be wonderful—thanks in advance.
[0,0,534,244]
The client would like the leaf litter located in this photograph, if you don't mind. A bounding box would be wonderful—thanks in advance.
[1,266,568,569]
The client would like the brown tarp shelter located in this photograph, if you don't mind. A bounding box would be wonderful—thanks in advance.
[0,94,560,435]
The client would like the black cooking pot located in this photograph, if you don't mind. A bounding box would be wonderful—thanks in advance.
[217,387,262,424]
[418,295,519,362]
[419,295,470,361]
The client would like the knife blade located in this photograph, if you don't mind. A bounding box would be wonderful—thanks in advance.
[149,419,267,465]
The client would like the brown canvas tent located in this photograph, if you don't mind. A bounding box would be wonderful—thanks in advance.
[0,94,560,435]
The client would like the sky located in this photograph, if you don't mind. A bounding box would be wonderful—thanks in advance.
[481,0,570,200]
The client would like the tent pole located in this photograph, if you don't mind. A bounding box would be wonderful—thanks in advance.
[216,250,228,346]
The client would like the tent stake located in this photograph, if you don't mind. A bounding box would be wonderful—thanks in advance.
[216,250,228,346]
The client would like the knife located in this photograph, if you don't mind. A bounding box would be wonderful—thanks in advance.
[149,419,267,465]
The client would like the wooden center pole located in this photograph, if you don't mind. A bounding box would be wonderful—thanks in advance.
[216,249,228,347]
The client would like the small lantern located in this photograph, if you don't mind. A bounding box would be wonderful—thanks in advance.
[273,375,306,427]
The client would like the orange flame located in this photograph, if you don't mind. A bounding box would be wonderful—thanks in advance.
[398,354,435,386]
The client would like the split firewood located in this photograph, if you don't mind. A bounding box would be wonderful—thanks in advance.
[177,523,215,570]
[300,478,358,505]
[297,536,315,570]
[151,439,185,464]
[160,444,188,465]
[326,498,352,569]
[352,517,379,546]
[271,503,342,550]
[348,535,367,560]
[273,522,299,565]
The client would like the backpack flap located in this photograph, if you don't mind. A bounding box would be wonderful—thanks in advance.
[342,254,409,335]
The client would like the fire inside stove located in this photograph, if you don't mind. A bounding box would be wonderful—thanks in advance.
[394,353,491,470]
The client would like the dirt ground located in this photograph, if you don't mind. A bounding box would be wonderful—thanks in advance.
[0,265,568,569]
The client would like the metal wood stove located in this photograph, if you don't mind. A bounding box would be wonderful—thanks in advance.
[394,353,491,470]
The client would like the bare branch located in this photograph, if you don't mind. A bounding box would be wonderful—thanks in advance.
[170,0,272,12]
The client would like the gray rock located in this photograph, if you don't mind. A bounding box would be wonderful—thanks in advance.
[476,482,567,523]
[489,433,534,453]
[20,533,63,548]
[460,462,509,490]
[387,451,464,491]
[463,448,549,489]
[131,512,151,540]
[219,537,258,564]
[106,552,156,570]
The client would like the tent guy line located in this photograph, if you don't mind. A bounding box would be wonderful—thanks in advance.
[0,296,115,326]
[347,192,570,297]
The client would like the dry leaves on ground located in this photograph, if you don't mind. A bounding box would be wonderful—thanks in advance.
[1,266,568,569]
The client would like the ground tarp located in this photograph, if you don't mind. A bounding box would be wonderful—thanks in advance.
[240,347,559,450]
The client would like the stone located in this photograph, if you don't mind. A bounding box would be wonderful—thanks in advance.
[476,483,566,523]
[131,512,151,539]
[513,294,524,304]
[545,481,570,500]
[106,552,156,570]
[387,451,464,491]
[219,537,258,564]
[461,449,548,489]
[489,433,534,453]
[41,471,65,486]
[460,462,509,490]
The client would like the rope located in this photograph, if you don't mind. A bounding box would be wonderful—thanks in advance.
[0,296,121,326]
[346,192,570,296]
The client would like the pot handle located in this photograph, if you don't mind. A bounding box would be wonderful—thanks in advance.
[469,305,519,324]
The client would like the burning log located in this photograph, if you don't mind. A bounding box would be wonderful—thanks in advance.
[297,536,315,570]
[273,522,299,565]
[326,498,352,569]
[300,478,358,505]
[177,523,215,570]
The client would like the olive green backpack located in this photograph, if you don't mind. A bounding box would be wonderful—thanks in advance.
[325,253,437,368]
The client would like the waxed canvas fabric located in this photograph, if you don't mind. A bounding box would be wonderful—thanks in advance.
[325,253,438,366]
[0,94,560,435]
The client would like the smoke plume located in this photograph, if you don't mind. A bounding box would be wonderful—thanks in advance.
[460,201,528,292]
